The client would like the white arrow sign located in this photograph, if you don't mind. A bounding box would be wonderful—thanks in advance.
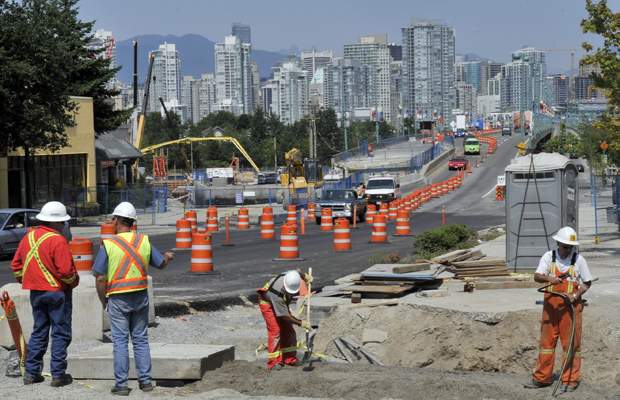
[497,175,506,186]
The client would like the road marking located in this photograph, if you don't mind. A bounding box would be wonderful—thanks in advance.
[482,186,496,199]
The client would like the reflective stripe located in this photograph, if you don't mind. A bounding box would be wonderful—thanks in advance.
[191,258,212,263]
[268,351,282,358]
[259,298,271,305]
[280,247,299,251]
[177,228,192,232]
[73,254,94,260]
[176,238,192,242]
[191,245,212,250]
[281,235,297,239]
[562,350,581,358]
[25,232,60,288]
[106,233,149,294]
[281,346,297,354]
[334,229,349,233]
[539,348,555,354]
[334,239,351,243]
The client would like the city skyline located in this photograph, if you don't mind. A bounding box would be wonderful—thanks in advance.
[78,0,602,74]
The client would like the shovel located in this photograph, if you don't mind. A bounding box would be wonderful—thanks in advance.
[300,267,315,365]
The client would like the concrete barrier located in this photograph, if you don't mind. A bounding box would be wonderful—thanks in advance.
[419,148,455,178]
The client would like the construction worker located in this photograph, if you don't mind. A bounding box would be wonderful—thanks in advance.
[367,145,373,157]
[524,226,592,392]
[257,269,313,371]
[92,202,174,396]
[11,201,79,387]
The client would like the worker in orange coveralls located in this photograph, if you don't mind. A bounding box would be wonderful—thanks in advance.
[257,269,312,371]
[524,227,592,393]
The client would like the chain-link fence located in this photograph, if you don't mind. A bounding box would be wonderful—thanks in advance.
[587,174,619,233]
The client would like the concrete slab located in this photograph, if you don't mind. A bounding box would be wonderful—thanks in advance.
[48,343,234,380]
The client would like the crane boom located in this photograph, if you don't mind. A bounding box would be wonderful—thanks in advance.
[135,54,155,151]
[539,44,585,100]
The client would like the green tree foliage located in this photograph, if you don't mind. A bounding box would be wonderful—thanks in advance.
[542,123,580,155]
[413,224,473,258]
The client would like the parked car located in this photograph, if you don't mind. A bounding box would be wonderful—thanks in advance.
[502,128,512,136]
[448,155,469,170]
[0,208,72,258]
[576,164,585,172]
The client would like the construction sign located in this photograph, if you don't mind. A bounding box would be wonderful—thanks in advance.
[601,141,609,151]
[516,142,526,155]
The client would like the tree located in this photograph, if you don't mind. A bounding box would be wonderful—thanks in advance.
[314,108,341,163]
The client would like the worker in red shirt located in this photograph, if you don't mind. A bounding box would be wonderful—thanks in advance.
[11,201,79,387]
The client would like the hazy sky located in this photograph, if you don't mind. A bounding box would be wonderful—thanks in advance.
[77,0,614,74]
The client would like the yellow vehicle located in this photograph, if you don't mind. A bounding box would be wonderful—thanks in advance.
[281,149,323,207]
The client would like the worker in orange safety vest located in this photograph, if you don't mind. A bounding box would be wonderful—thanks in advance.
[257,269,312,371]
[524,227,592,393]
[11,201,79,387]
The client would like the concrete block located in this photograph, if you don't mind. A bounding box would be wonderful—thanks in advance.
[362,328,388,344]
[102,276,156,331]
[0,275,103,348]
[50,343,234,380]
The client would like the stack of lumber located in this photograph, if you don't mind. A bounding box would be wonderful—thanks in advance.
[431,249,483,265]
[451,259,509,278]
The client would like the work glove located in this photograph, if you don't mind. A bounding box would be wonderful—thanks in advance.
[303,273,313,284]
[301,320,311,330]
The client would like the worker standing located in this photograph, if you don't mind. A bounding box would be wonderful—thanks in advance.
[11,201,79,387]
[524,227,592,393]
[257,269,313,371]
[92,202,174,396]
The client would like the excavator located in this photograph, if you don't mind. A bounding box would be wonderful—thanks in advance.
[280,148,323,207]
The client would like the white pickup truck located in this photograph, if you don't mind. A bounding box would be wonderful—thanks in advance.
[363,175,401,205]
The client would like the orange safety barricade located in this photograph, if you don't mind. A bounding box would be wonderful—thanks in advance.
[100,221,115,245]
[431,184,438,198]
[371,215,388,242]
[307,203,316,221]
[263,206,273,214]
[404,197,412,213]
[379,202,389,217]
[366,204,376,225]
[333,218,352,250]
[186,210,197,233]
[287,205,297,223]
[442,180,449,195]
[1,292,27,376]
[131,220,138,233]
[388,202,398,220]
[456,173,462,187]
[395,209,411,236]
[276,223,303,260]
[238,207,249,230]
[173,218,192,250]
[206,206,218,232]
[321,208,334,231]
[260,213,275,239]
[69,238,94,272]
[495,185,504,201]
[187,231,215,274]
[448,178,455,191]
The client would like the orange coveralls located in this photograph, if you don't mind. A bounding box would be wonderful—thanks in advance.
[533,252,582,387]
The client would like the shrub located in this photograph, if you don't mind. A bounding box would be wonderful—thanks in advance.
[413,224,473,257]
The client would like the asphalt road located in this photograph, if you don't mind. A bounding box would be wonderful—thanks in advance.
[0,134,521,306]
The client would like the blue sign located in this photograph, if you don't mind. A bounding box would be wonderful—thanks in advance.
[236,193,243,204]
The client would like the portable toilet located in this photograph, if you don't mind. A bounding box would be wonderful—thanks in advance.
[505,153,578,271]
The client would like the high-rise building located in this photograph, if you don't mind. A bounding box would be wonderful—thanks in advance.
[574,56,607,102]
[402,18,456,127]
[344,34,391,124]
[251,61,260,113]
[215,36,253,115]
[231,23,251,44]
[388,43,402,61]
[455,82,477,117]
[181,73,216,123]
[269,60,309,125]
[87,29,117,90]
[325,58,373,121]
[301,50,333,83]
[500,46,547,112]
[546,74,570,110]
[148,43,181,113]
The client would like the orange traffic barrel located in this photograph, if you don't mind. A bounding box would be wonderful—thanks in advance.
[388,202,398,220]
[442,180,449,195]
[69,238,94,272]
[238,207,249,230]
[173,218,192,250]
[394,209,412,236]
[404,197,412,213]
[186,210,197,233]
[287,205,297,223]
[379,202,389,217]
[421,187,428,203]
[100,221,115,245]
[273,223,305,261]
[184,231,219,275]
[131,220,137,233]
[321,208,334,231]
[333,218,352,250]
[263,206,273,214]
[456,173,462,187]
[431,184,438,198]
[308,203,316,221]
[366,204,376,225]
[371,214,388,243]
[206,206,218,232]
[448,178,455,191]
[261,213,275,239]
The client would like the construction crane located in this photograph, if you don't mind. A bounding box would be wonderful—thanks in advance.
[158,96,192,174]
[539,44,585,100]
[104,38,115,59]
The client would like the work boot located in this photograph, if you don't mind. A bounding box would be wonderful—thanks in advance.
[289,360,303,367]
[50,374,73,387]
[23,375,44,385]
[270,364,283,371]
[523,378,550,389]
[139,382,154,392]
[111,385,130,396]
[562,384,577,392]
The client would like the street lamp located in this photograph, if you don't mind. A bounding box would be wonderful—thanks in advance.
[374,66,382,142]
[401,71,408,137]
[512,53,529,145]
[342,64,351,151]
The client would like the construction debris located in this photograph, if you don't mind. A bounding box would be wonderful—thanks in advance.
[452,259,509,278]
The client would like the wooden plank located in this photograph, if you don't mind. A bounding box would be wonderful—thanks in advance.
[340,285,410,294]
[431,250,469,263]
[361,273,436,281]
[455,272,510,278]
[453,267,509,273]
[392,263,431,274]
[348,300,399,309]
[448,250,483,263]
[453,260,507,267]
[472,281,543,290]
[358,281,414,286]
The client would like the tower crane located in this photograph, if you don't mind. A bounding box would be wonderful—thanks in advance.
[539,44,585,100]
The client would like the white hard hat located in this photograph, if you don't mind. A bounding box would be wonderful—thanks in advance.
[113,202,137,220]
[37,201,71,222]
[553,226,579,246]
[282,270,301,294]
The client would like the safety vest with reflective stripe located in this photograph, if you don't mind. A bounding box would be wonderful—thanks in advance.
[104,232,151,295]
[14,231,68,288]
[547,251,578,294]
[257,274,288,306]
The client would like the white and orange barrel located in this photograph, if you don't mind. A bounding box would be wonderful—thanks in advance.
[287,205,297,223]
[307,203,316,221]
[456,172,462,187]
[263,206,273,214]
[442,180,449,195]
[431,184,438,198]
[100,221,115,245]
[379,202,389,217]
[333,218,351,250]
[261,212,275,239]
[395,209,411,235]
[404,197,412,213]
[448,178,455,191]
[206,206,218,232]
[321,208,334,231]
[372,214,387,242]
[131,220,138,233]
[238,207,249,230]
[388,202,398,221]
[366,204,376,225]
[186,210,197,233]
[69,238,94,272]
[189,231,213,273]
[174,218,192,249]
[279,223,300,259]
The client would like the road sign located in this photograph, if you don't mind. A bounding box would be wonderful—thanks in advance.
[235,193,243,204]
[497,175,506,186]
[601,141,609,150]
[517,142,526,149]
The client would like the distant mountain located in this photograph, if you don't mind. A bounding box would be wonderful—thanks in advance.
[114,34,291,85]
